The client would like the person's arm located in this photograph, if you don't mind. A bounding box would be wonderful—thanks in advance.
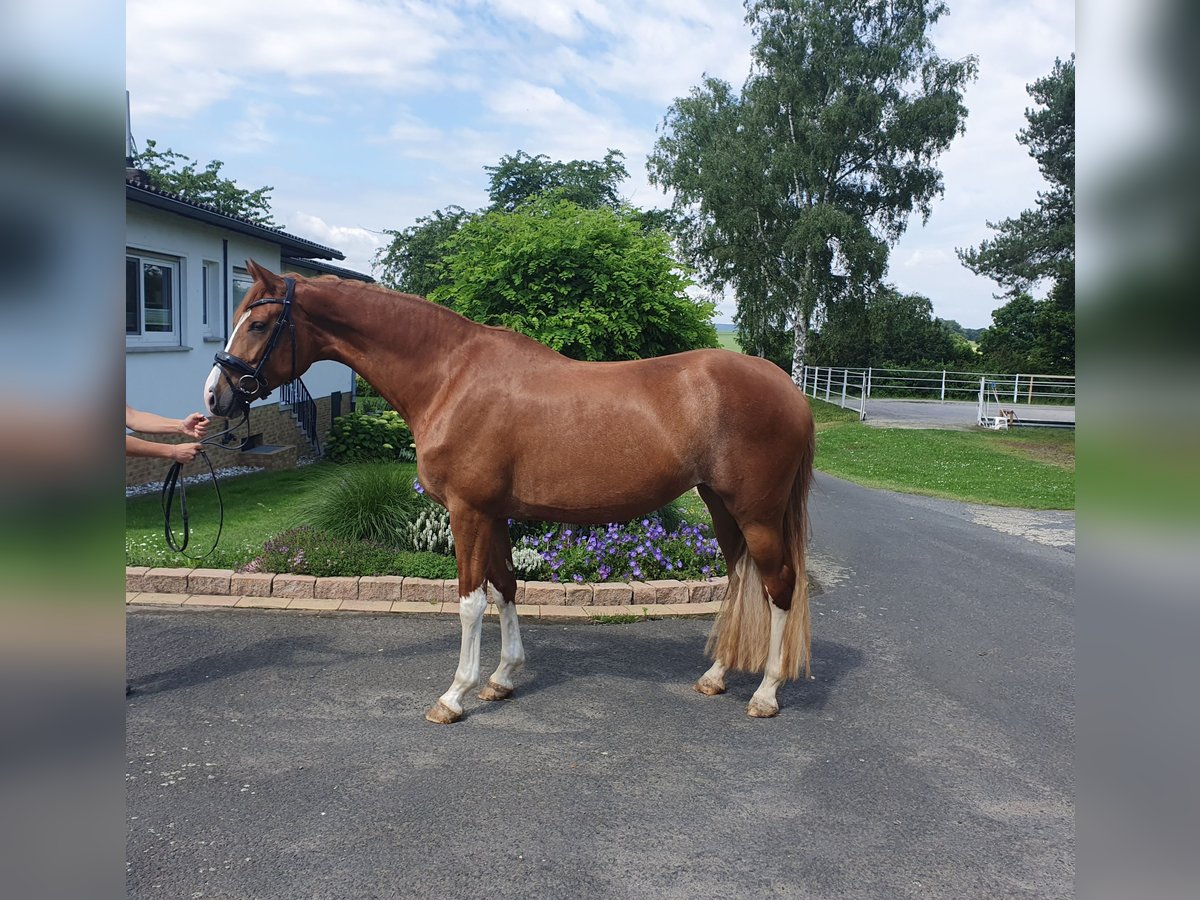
[126,405,208,438]
[126,435,202,463]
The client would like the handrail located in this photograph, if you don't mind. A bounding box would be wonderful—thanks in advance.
[280,377,321,455]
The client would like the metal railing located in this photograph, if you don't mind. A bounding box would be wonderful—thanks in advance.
[279,377,321,455]
[798,365,1076,427]
[798,365,869,420]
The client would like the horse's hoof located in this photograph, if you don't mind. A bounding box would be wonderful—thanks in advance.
[746,698,779,718]
[424,700,462,724]
[694,676,726,696]
[478,680,513,702]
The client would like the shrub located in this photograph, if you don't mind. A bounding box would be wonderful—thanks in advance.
[326,411,415,463]
[519,517,725,583]
[238,527,406,577]
[299,463,422,544]
[237,527,460,578]
[507,501,686,544]
[511,546,547,579]
[391,551,458,580]
[431,196,719,361]
[401,504,455,555]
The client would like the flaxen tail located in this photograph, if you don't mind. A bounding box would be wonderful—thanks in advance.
[706,427,815,680]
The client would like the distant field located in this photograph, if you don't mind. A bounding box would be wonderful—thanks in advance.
[716,331,742,352]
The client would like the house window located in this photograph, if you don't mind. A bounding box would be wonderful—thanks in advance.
[126,251,181,347]
[202,260,221,339]
[231,267,255,323]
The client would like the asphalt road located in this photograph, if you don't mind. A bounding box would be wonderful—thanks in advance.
[127,474,1074,899]
[861,397,1076,429]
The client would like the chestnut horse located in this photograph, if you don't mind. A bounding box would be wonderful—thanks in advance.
[205,261,816,723]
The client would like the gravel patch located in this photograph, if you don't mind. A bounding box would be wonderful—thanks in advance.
[125,465,265,498]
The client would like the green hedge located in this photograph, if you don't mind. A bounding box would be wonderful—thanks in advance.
[326,411,415,463]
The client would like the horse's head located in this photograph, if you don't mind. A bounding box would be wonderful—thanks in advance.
[203,260,315,418]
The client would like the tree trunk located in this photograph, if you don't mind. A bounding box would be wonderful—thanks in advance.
[791,315,808,386]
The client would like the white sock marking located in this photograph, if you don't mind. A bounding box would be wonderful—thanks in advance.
[700,659,728,686]
[749,603,788,710]
[437,587,487,714]
[488,591,525,690]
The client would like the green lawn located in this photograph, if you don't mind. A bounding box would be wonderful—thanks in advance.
[127,461,416,569]
[716,331,742,352]
[807,398,1074,509]
[128,397,1073,571]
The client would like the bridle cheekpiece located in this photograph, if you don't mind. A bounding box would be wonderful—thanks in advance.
[213,277,297,404]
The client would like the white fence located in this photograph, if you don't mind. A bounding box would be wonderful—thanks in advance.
[798,365,1076,428]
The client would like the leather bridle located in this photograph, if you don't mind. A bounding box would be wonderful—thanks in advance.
[213,276,297,406]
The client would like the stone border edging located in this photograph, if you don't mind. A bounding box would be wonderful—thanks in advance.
[126,567,727,619]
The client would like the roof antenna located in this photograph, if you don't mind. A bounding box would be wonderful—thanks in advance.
[126,90,138,165]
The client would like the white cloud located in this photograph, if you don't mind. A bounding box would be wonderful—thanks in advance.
[487,0,615,40]
[127,0,458,118]
[225,103,279,155]
[127,0,1074,329]
[284,212,386,278]
[900,248,951,269]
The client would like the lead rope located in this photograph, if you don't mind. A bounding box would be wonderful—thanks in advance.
[161,411,250,561]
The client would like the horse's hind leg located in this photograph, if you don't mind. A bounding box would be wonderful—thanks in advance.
[479,526,524,702]
[740,521,797,719]
[695,485,745,697]
[426,509,494,725]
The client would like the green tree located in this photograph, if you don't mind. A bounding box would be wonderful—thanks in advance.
[431,196,718,361]
[865,287,968,367]
[374,205,471,297]
[809,285,972,367]
[373,150,642,297]
[958,55,1074,371]
[941,319,984,343]
[977,292,1075,374]
[648,0,976,381]
[135,139,276,226]
[485,149,629,212]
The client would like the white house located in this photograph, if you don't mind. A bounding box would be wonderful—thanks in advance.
[125,169,370,484]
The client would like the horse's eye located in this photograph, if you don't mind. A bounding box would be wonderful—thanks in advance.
[249,321,267,333]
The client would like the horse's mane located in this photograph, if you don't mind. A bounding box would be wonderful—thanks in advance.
[301,273,559,356]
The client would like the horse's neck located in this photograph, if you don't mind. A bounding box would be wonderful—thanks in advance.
[307,285,471,437]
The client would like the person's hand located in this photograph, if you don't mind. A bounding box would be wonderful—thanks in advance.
[170,443,202,464]
[180,413,209,439]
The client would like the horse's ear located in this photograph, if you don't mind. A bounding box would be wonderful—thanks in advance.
[245,259,284,291]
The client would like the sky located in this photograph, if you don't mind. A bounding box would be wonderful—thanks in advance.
[127,0,1074,329]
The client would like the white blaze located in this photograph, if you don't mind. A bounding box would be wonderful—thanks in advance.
[203,310,254,416]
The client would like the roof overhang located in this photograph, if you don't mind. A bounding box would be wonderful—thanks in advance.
[126,182,344,261]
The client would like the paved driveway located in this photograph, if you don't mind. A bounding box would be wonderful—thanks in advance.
[861,398,1076,429]
[127,474,1074,898]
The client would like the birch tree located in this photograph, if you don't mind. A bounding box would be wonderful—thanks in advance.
[648,0,975,379]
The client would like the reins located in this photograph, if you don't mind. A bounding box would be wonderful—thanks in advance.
[160,277,299,561]
[159,278,302,561]
[161,411,250,561]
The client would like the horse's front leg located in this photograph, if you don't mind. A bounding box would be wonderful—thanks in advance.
[425,508,494,725]
[479,529,524,701]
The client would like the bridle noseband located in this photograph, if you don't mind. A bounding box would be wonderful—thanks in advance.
[213,277,297,404]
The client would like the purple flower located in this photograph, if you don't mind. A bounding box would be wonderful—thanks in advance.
[413,479,425,495]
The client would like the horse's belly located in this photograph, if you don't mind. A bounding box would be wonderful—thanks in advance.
[509,455,695,524]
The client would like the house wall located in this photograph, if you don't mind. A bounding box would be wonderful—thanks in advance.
[125,204,353,421]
